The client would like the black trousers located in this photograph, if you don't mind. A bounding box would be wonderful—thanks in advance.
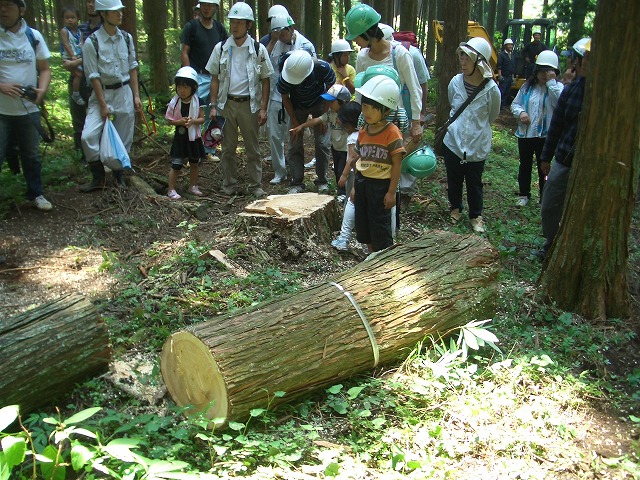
[443,145,485,219]
[517,137,546,199]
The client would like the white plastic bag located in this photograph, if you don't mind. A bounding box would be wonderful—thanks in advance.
[100,118,132,171]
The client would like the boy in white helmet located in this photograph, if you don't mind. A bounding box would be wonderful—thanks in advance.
[353,75,406,252]
[79,0,141,191]
[0,0,53,211]
[206,2,273,197]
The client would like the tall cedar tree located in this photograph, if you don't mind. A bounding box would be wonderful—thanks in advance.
[435,0,469,127]
[143,0,169,94]
[539,0,640,319]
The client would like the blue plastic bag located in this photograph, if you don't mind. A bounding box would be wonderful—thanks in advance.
[100,118,132,171]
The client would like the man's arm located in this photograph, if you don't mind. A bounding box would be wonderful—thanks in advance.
[281,93,297,127]
[34,59,51,104]
[258,77,269,126]
[209,75,220,118]
[129,67,142,113]
[181,44,191,67]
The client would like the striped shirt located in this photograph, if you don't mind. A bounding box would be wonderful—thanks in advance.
[277,60,336,109]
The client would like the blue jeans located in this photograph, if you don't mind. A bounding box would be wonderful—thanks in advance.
[0,113,43,200]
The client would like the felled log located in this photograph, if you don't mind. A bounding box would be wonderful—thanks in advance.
[0,295,111,413]
[233,193,341,244]
[161,231,499,423]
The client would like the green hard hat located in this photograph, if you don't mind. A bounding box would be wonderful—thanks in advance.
[401,145,437,179]
[354,64,401,89]
[345,4,381,41]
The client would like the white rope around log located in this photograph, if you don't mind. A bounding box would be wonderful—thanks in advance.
[329,281,380,367]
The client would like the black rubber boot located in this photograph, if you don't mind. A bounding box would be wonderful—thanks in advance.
[113,170,127,188]
[79,162,106,193]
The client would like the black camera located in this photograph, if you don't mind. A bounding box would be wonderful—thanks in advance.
[20,85,37,101]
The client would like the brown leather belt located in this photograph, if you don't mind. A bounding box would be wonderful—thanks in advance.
[228,95,250,102]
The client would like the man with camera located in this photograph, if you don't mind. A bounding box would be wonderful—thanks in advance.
[0,0,52,211]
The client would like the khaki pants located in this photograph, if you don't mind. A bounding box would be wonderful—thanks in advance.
[219,99,262,191]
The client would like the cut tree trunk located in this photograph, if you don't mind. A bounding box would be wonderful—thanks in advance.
[0,295,111,413]
[161,231,499,423]
[233,193,341,244]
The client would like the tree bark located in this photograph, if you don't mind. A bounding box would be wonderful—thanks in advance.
[0,295,111,414]
[496,0,509,38]
[303,0,320,56]
[398,0,416,33]
[567,0,589,46]
[257,0,269,38]
[161,231,499,423]
[436,0,468,127]
[539,0,640,319]
[143,0,170,94]
[486,0,497,41]
[513,0,524,19]
[180,0,192,26]
[321,0,332,59]
[121,0,137,46]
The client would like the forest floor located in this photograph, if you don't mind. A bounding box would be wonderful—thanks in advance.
[1,110,639,478]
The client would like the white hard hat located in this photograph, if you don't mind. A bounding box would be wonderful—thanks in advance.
[378,23,394,41]
[267,4,288,20]
[175,66,198,84]
[95,0,124,10]
[330,39,354,55]
[356,75,400,110]
[199,0,220,5]
[458,36,492,63]
[535,50,559,70]
[282,50,314,85]
[503,38,514,46]
[228,1,254,21]
[270,14,294,31]
[572,37,591,57]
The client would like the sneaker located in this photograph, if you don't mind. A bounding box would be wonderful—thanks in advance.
[167,189,181,200]
[206,153,221,162]
[250,187,267,198]
[288,185,305,194]
[317,183,329,194]
[269,174,286,185]
[72,92,86,106]
[331,238,349,252]
[516,196,529,207]
[33,195,52,211]
[189,185,203,196]
[304,158,316,169]
[220,187,237,196]
[336,194,347,204]
[449,208,462,223]
[470,216,485,233]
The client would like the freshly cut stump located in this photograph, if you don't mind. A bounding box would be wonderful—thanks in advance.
[236,193,341,244]
[0,295,110,414]
[161,231,499,423]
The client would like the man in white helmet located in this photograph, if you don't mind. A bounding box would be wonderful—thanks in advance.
[258,4,288,47]
[206,2,273,197]
[0,0,53,211]
[265,14,315,185]
[497,38,515,109]
[278,50,335,194]
[79,0,142,191]
[180,0,227,151]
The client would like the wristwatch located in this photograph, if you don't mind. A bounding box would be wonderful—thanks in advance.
[208,102,216,108]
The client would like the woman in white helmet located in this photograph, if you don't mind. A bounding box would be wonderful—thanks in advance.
[442,37,501,233]
[510,50,563,206]
[328,39,356,94]
[80,0,142,192]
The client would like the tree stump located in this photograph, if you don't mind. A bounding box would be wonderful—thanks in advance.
[234,193,341,244]
[0,295,111,413]
[161,231,499,423]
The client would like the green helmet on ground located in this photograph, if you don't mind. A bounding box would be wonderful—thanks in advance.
[345,4,381,41]
[401,146,437,178]
[354,64,401,89]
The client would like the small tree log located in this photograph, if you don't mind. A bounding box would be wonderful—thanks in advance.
[233,193,341,244]
[0,295,111,413]
[161,231,499,423]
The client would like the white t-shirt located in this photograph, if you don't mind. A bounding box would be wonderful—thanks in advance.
[227,37,251,97]
[0,20,50,115]
[319,109,347,152]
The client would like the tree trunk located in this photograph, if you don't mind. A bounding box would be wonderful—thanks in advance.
[436,0,469,127]
[321,0,332,59]
[180,0,192,26]
[172,0,179,29]
[425,0,438,67]
[303,0,320,56]
[539,0,640,319]
[399,0,416,32]
[567,0,589,46]
[342,0,351,39]
[143,0,170,94]
[486,0,497,41]
[257,0,269,38]
[161,231,499,423]
[121,0,137,46]
[0,295,111,414]
[513,0,524,19]
[496,0,509,37]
